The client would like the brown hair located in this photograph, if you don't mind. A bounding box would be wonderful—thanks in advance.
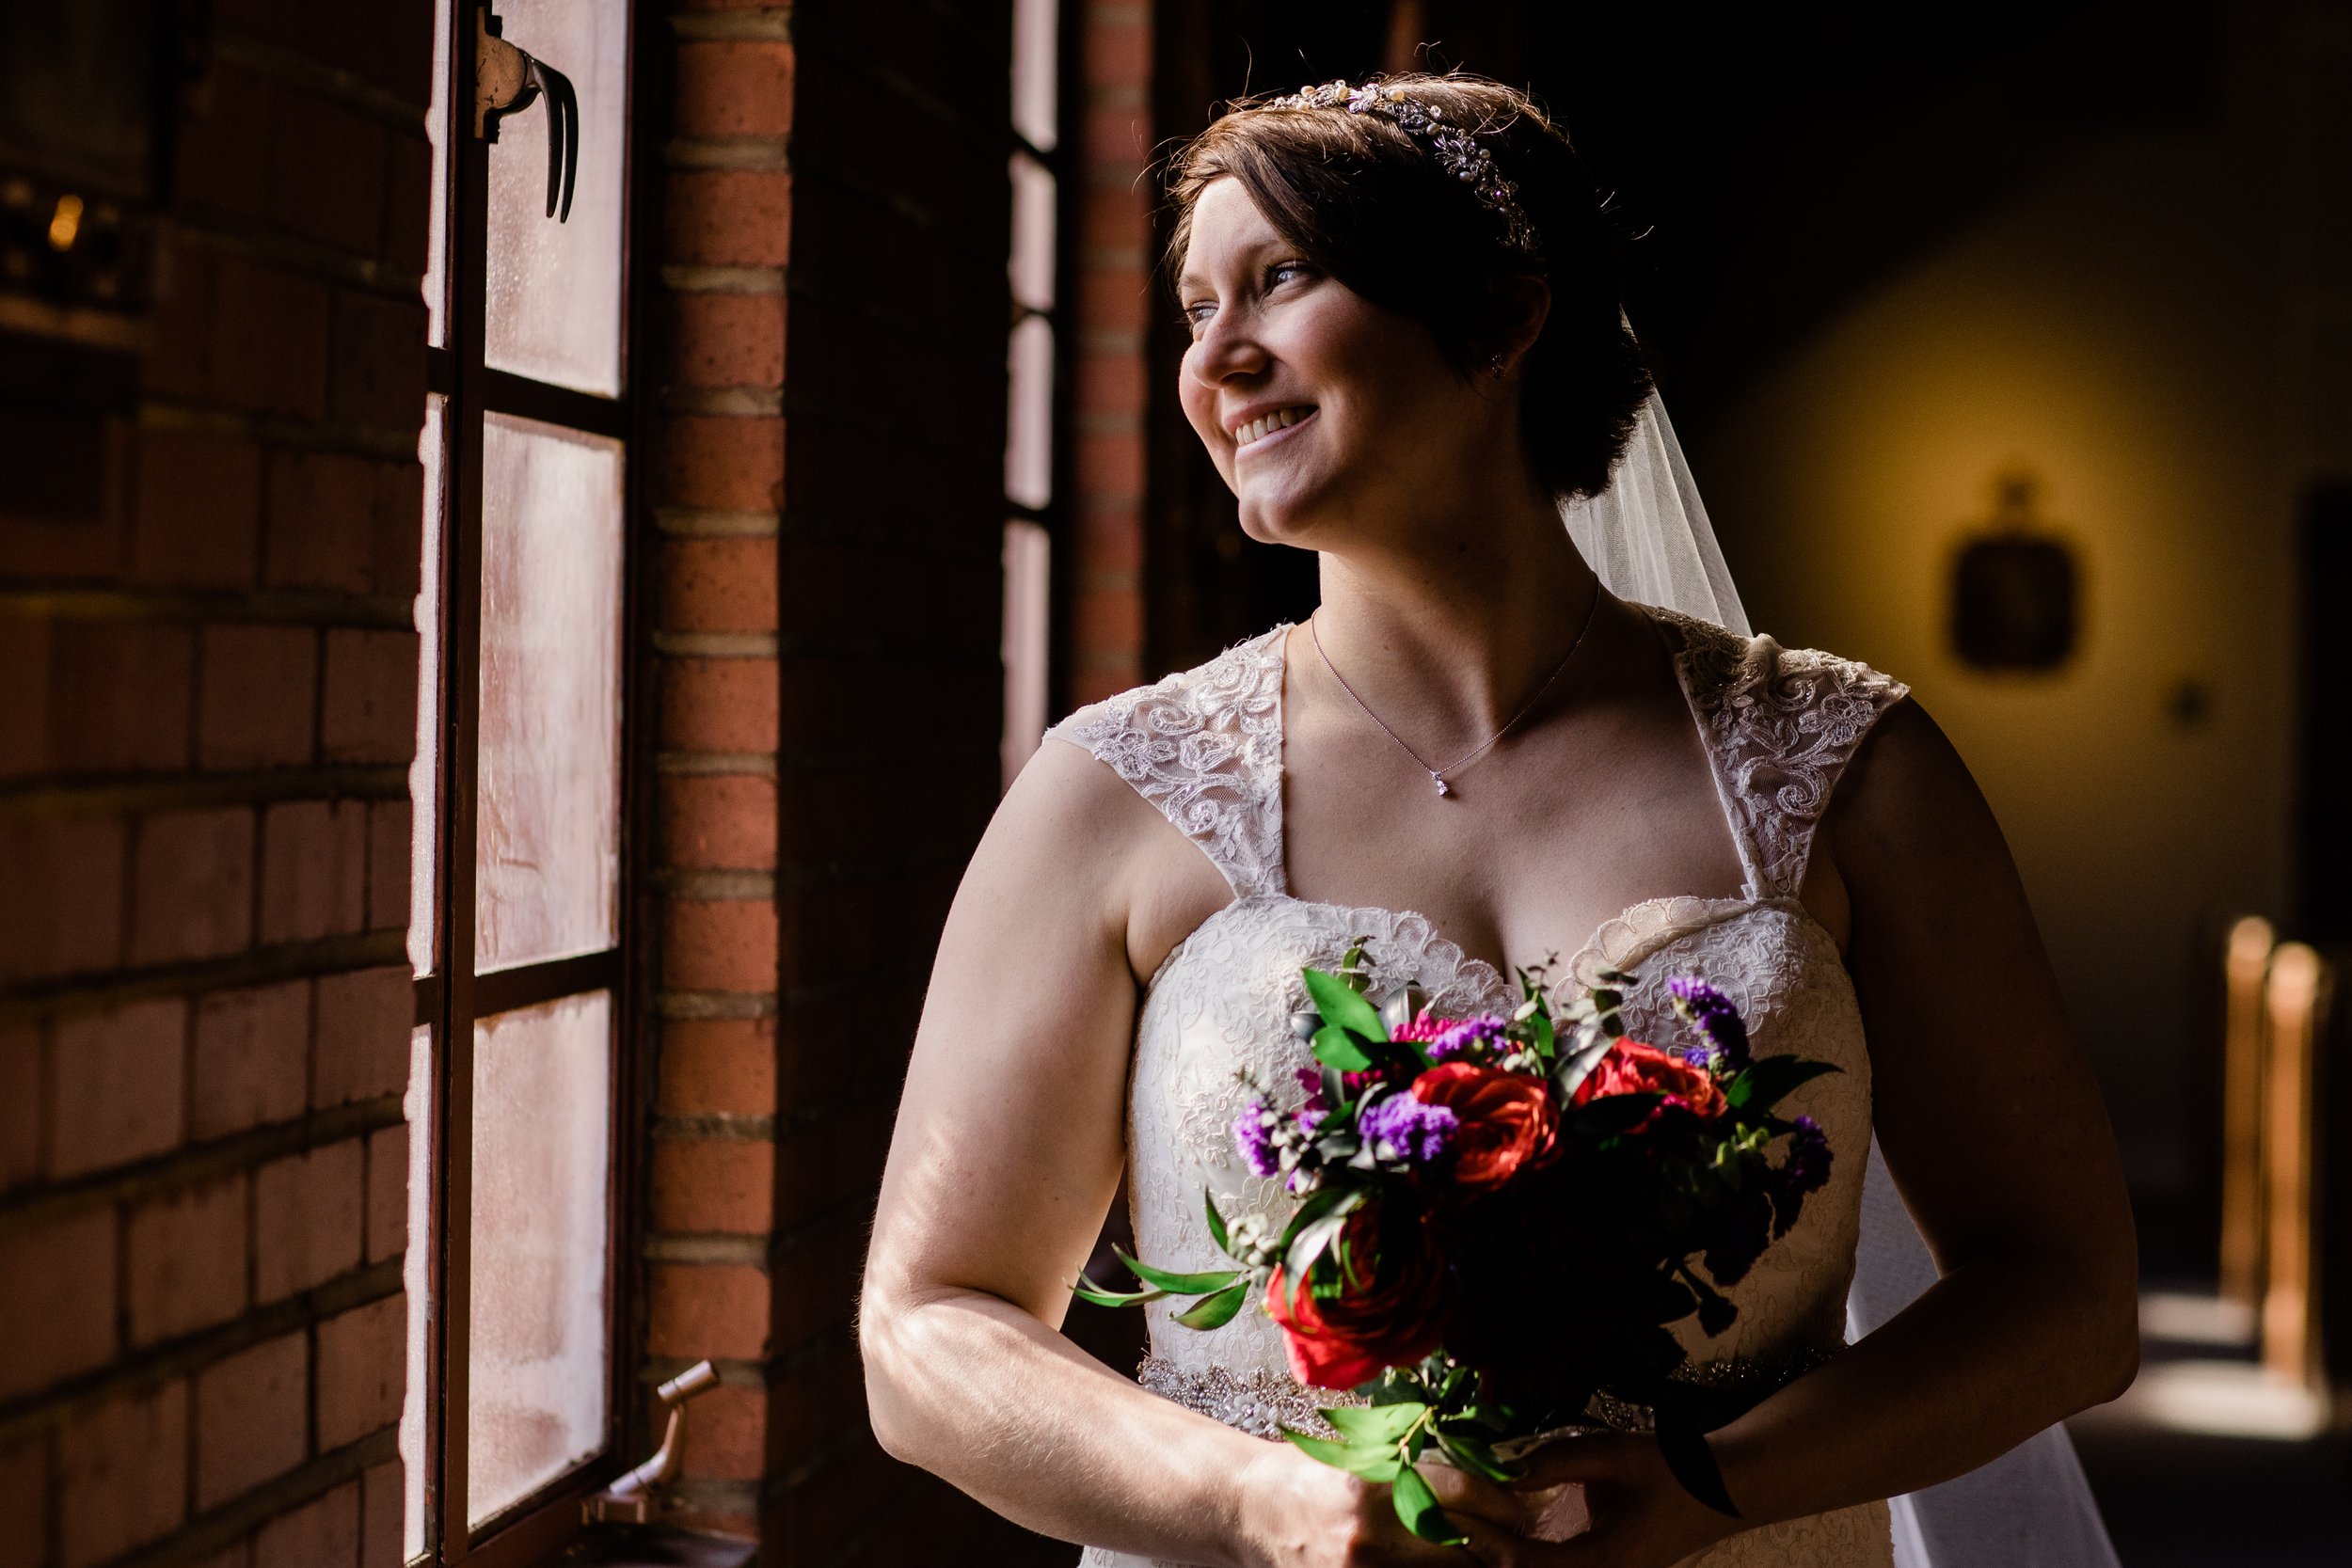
[1163,73,1651,501]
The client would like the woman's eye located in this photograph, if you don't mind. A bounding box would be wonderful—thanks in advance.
[1269,261,1310,287]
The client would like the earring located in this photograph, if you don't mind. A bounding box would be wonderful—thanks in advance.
[1486,353,1507,379]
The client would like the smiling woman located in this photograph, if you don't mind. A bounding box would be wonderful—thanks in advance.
[860,69,2137,1568]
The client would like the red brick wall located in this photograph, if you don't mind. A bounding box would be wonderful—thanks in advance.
[0,7,430,1568]
[644,3,1057,1562]
[1072,0,1154,704]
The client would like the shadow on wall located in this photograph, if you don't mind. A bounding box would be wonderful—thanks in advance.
[1697,117,2305,1250]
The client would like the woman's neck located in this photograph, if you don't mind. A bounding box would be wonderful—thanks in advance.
[1304,486,1604,751]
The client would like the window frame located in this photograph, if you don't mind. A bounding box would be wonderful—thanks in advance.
[409,3,655,1562]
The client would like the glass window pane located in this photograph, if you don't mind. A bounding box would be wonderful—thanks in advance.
[484,0,629,395]
[475,414,622,972]
[1002,519,1050,789]
[1010,153,1056,313]
[1006,314,1053,511]
[1012,0,1058,152]
[467,992,612,1525]
[424,0,450,345]
[400,1023,434,1559]
[410,394,445,977]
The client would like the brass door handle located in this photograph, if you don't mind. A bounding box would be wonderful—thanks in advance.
[472,4,580,221]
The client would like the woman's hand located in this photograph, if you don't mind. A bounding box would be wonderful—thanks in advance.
[1235,1443,1537,1568]
[1451,1433,1737,1568]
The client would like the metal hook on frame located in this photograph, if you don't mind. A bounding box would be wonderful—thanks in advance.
[473,4,580,221]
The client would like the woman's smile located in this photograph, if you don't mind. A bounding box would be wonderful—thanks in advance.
[1232,404,1317,455]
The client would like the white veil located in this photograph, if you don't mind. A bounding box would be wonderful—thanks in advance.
[1567,389,2123,1568]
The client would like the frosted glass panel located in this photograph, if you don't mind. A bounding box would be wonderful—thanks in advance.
[485,0,628,395]
[1012,0,1058,152]
[401,1025,433,1558]
[424,0,450,345]
[1002,519,1050,789]
[475,414,622,972]
[468,991,611,1525]
[1010,153,1056,313]
[1006,314,1053,510]
[410,395,445,976]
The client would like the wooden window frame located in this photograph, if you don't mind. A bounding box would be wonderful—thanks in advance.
[409,3,658,1562]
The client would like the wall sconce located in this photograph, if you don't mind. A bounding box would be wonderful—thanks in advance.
[1950,469,2079,673]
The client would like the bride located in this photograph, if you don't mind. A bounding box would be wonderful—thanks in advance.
[858,74,2137,1567]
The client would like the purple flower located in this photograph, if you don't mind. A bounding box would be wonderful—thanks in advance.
[1356,1092,1460,1165]
[1668,976,1751,1069]
[1232,1102,1281,1179]
[1431,1015,1510,1063]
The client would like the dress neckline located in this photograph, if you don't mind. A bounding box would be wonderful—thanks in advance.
[1143,605,1832,1000]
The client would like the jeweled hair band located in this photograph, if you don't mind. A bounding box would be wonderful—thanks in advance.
[1263,79,1541,258]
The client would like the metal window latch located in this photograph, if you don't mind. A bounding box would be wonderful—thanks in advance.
[473,4,580,221]
[582,1360,721,1525]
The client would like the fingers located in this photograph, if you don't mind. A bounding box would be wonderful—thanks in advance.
[1505,1432,1636,1492]
[1419,1462,1538,1530]
[1455,1513,1606,1568]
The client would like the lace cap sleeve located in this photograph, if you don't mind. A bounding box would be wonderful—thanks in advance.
[1661,610,1910,901]
[1041,626,1291,899]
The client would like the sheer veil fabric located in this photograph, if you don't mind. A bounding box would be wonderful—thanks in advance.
[1569,390,2122,1568]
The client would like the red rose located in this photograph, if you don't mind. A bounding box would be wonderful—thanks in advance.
[1571,1038,1728,1124]
[1264,1206,1452,1389]
[1409,1062,1559,1194]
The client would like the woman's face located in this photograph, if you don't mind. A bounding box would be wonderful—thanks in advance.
[1176,177,1506,547]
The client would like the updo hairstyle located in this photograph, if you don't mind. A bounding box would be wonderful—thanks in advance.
[1163,73,1651,502]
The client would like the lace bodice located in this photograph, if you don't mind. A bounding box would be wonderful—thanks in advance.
[1045,607,1910,1568]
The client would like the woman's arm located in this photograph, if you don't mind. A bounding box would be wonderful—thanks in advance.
[1480,698,2139,1566]
[858,741,1498,1567]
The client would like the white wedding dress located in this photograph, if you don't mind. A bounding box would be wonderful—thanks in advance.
[1047,604,1914,1567]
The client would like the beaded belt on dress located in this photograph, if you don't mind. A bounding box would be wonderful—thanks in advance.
[1137,1347,1836,1442]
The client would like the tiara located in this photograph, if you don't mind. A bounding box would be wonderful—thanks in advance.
[1265,79,1540,257]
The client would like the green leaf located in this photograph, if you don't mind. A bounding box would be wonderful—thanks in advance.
[1311,1023,1376,1072]
[1072,1273,1164,1308]
[1172,1279,1251,1329]
[1202,1189,1231,1256]
[1391,1465,1466,1545]
[1304,967,1391,1043]
[1725,1055,1841,1112]
[1282,1430,1404,1481]
[1114,1247,1241,1295]
[1324,1401,1428,1445]
[1432,1428,1516,1482]
[1285,1205,1358,1281]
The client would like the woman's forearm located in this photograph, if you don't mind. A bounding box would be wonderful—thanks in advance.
[862,1285,1289,1564]
[1709,1248,2137,1526]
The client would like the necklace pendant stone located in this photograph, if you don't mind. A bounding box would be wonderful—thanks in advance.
[1432,772,1450,797]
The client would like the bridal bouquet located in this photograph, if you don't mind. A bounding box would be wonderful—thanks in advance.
[1075,948,1837,1543]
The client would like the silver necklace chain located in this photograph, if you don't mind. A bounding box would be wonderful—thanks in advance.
[1308,587,1600,798]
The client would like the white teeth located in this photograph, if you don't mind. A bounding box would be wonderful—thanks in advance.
[1235,406,1307,446]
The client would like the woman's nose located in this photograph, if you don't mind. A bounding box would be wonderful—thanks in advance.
[1186,309,1267,387]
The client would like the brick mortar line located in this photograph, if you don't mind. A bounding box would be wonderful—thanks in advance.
[175,210,426,303]
[656,868,775,900]
[0,765,408,821]
[663,386,785,418]
[761,848,977,895]
[642,1322,853,1388]
[653,507,781,537]
[659,990,781,1021]
[669,8,794,43]
[0,927,410,1022]
[658,632,999,662]
[213,31,431,131]
[0,1257,403,1442]
[665,135,791,172]
[0,1094,405,1232]
[110,1426,402,1568]
[141,400,423,463]
[660,264,787,295]
[651,630,780,658]
[0,584,413,631]
[655,506,1005,560]
[650,1112,776,1141]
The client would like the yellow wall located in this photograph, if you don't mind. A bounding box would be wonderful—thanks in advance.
[1700,132,2298,1197]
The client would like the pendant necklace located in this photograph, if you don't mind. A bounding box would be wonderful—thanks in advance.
[1308,586,1600,799]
